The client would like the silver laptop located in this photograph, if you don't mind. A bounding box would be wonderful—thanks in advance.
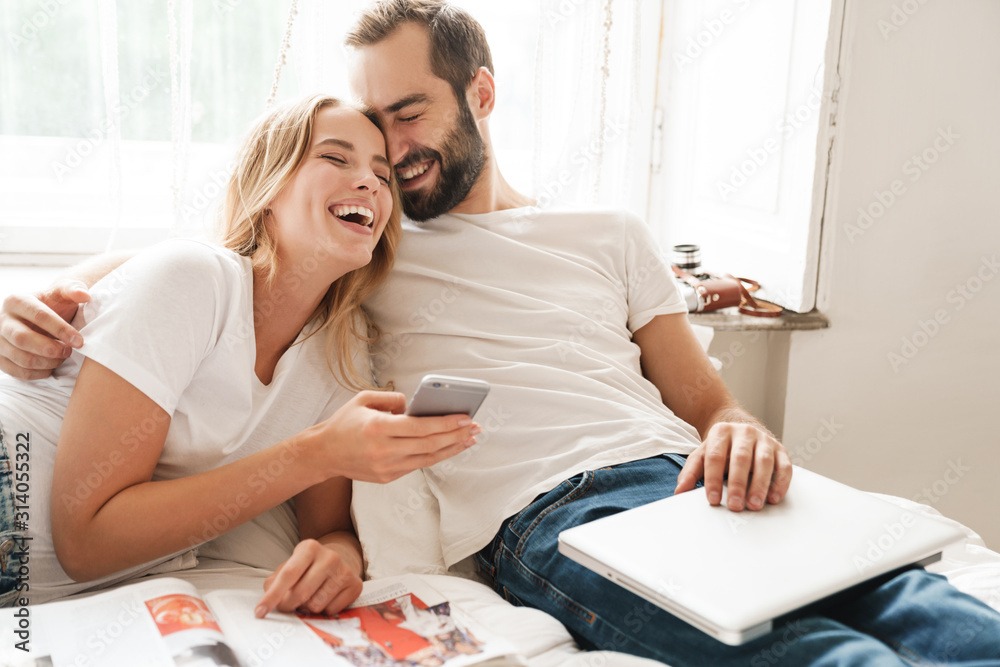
[557,466,964,645]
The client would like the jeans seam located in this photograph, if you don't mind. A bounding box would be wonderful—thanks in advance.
[499,542,597,625]
[515,471,595,559]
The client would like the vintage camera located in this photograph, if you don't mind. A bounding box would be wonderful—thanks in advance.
[670,244,742,313]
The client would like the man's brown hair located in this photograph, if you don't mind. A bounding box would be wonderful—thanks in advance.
[345,0,494,102]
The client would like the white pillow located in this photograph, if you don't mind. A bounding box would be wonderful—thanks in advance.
[352,471,450,578]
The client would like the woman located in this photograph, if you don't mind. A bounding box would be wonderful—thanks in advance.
[0,95,479,614]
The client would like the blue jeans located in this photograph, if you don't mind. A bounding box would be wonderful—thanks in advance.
[476,454,1000,666]
[0,421,28,608]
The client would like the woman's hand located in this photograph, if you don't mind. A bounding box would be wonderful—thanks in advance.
[308,390,481,483]
[255,537,364,618]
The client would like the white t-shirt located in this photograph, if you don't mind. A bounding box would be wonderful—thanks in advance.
[0,239,356,604]
[356,208,701,570]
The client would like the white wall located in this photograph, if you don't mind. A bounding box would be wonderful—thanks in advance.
[777,0,1000,548]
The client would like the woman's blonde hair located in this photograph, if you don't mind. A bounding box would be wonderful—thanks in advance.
[217,94,402,391]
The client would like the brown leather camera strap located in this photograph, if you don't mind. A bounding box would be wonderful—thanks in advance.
[730,276,783,318]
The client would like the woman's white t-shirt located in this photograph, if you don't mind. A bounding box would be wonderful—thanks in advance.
[0,239,358,604]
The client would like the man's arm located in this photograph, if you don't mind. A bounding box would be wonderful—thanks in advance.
[0,250,135,379]
[632,312,793,511]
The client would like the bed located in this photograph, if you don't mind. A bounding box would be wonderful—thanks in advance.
[6,489,993,667]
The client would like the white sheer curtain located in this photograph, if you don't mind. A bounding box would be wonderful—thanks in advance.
[532,0,660,214]
[0,0,661,258]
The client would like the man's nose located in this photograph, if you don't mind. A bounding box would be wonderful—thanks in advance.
[386,130,408,169]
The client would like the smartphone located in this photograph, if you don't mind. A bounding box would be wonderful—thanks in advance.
[405,374,491,418]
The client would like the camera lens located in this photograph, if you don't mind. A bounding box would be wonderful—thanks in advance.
[671,244,702,272]
[433,383,441,388]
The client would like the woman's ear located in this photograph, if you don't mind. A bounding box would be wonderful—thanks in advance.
[467,67,496,120]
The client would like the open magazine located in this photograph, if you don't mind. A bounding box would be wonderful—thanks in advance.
[0,575,524,667]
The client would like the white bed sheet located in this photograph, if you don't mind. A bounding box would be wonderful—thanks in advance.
[51,492,998,667]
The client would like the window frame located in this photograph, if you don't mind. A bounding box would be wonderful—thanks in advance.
[644,0,849,314]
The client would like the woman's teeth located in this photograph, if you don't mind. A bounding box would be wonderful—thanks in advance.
[330,204,374,227]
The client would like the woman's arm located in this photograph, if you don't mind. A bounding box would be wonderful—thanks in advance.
[52,358,478,582]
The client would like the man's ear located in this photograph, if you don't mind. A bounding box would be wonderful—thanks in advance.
[466,67,496,120]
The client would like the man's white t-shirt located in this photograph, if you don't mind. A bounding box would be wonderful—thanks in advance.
[0,239,356,604]
[358,207,702,569]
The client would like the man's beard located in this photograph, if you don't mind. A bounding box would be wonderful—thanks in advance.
[396,101,486,222]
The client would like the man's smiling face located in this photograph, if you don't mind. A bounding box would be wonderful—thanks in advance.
[348,22,486,221]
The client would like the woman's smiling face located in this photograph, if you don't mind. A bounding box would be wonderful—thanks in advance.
[267,105,395,282]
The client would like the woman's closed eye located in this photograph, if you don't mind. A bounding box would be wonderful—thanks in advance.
[321,154,347,165]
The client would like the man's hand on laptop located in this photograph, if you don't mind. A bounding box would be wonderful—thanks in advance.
[673,422,792,512]
[0,280,89,380]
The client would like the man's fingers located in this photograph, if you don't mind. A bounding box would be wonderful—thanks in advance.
[0,331,69,367]
[724,426,756,511]
[0,356,53,381]
[4,294,83,348]
[767,447,794,504]
[673,448,704,495]
[746,439,776,511]
[702,428,730,506]
[54,280,92,306]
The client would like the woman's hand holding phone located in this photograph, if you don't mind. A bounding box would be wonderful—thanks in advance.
[307,390,480,484]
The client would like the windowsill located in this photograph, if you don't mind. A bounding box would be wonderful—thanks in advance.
[690,309,829,331]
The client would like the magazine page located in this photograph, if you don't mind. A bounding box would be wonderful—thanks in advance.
[0,577,240,667]
[205,574,524,667]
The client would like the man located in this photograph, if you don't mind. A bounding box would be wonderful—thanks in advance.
[3,1,1000,663]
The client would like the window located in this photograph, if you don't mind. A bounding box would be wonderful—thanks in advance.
[0,0,662,260]
[2,0,839,314]
[648,0,845,312]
